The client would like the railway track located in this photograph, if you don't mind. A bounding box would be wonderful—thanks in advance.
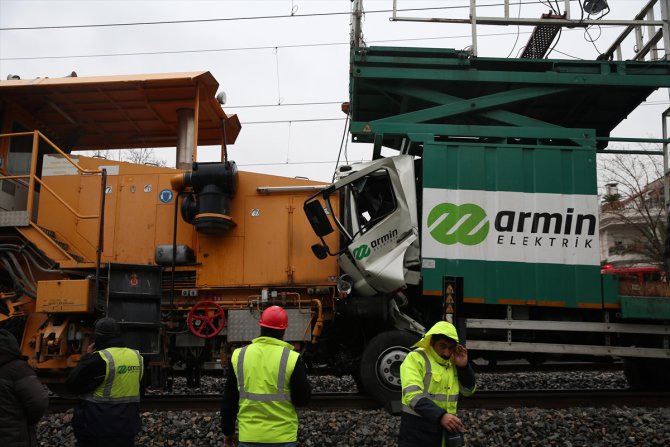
[183,361,625,377]
[49,389,670,413]
[48,392,381,413]
[471,361,624,374]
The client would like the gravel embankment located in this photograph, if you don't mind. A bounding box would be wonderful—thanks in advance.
[39,370,670,446]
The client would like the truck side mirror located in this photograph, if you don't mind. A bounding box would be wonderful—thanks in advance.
[311,244,328,260]
[304,200,334,237]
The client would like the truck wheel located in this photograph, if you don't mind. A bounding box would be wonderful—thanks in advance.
[624,358,670,390]
[359,330,419,406]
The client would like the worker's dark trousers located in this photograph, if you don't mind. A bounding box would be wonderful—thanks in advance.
[76,436,135,447]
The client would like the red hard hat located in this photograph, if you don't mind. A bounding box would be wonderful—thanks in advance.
[259,306,288,330]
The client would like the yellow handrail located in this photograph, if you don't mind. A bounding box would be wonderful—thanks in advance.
[0,131,102,175]
[0,130,105,263]
[33,177,99,220]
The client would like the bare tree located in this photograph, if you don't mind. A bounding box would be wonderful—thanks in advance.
[90,149,115,160]
[121,148,167,167]
[598,152,666,265]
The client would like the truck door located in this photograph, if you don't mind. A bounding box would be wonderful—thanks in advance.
[305,156,419,295]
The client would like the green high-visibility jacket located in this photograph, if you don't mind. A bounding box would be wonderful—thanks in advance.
[401,321,476,416]
[232,336,300,443]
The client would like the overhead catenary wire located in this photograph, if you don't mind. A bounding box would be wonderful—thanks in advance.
[241,118,346,125]
[505,0,523,58]
[0,1,574,31]
[0,31,541,61]
[333,114,351,182]
[240,158,367,168]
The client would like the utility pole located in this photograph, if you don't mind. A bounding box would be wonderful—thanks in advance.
[351,0,363,48]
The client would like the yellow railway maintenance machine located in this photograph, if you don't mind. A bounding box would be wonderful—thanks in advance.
[0,72,340,388]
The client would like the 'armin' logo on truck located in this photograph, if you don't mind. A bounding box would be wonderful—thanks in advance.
[353,244,371,260]
[427,203,489,246]
[352,229,399,260]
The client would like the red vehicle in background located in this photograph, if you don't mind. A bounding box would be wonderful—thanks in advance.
[601,264,665,285]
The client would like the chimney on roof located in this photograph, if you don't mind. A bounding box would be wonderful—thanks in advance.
[605,182,619,196]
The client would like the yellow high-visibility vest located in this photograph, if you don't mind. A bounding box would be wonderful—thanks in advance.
[231,336,299,443]
[84,347,143,403]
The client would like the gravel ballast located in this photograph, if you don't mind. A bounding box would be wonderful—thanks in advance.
[38,370,670,446]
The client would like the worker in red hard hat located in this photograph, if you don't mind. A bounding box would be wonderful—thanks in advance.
[221,305,311,447]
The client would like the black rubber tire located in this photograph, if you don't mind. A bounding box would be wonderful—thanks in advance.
[359,330,420,406]
[624,358,670,391]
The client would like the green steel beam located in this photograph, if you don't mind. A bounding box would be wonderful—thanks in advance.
[597,149,664,155]
[352,47,670,88]
[372,84,583,145]
[371,86,567,124]
[353,66,670,88]
[350,122,595,145]
[372,134,384,160]
[596,137,670,144]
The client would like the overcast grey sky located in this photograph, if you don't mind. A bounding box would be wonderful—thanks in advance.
[0,0,666,182]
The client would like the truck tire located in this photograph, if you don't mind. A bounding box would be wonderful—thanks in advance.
[359,330,420,406]
[624,358,670,390]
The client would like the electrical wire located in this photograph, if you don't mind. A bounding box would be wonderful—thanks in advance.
[548,48,584,59]
[227,101,343,109]
[333,114,351,182]
[505,0,523,58]
[239,159,362,168]
[545,28,562,58]
[584,25,603,55]
[0,1,563,31]
[273,47,282,105]
[241,118,346,125]
[0,31,535,61]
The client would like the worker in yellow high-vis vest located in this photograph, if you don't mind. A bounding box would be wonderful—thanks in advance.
[221,306,311,447]
[66,317,144,447]
[398,321,476,447]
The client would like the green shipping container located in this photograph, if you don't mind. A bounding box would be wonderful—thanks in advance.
[420,141,601,308]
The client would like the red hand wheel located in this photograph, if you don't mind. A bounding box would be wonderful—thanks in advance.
[187,301,225,339]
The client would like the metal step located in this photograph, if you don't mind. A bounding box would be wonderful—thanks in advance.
[0,211,29,227]
[54,239,69,251]
[66,251,84,263]
[38,225,56,238]
[521,12,565,59]
[37,226,84,263]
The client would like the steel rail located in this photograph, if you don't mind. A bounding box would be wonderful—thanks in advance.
[48,392,380,413]
[48,389,670,413]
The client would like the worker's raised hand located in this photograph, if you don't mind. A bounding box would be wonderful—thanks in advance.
[439,413,464,432]
[85,343,96,355]
[453,344,468,367]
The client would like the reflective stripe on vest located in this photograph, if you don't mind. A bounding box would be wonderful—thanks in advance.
[83,348,142,404]
[401,349,459,413]
[237,345,291,402]
[231,337,300,443]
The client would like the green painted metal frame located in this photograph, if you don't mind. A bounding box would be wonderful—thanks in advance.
[349,46,670,152]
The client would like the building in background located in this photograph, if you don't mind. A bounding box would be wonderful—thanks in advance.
[599,179,665,268]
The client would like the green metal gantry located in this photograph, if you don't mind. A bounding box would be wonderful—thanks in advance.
[349,46,670,157]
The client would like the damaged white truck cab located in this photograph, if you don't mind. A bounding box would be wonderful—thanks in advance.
[305,155,421,299]
[304,155,425,403]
